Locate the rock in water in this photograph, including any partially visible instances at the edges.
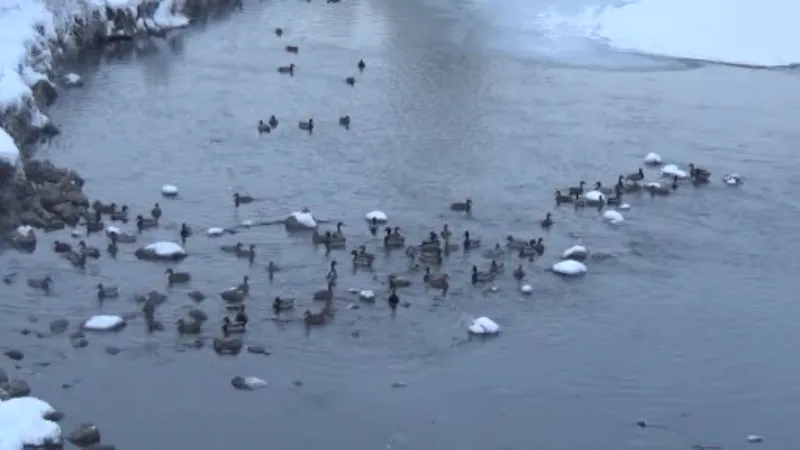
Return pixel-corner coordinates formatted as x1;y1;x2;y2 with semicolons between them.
67;423;101;446
231;376;267;390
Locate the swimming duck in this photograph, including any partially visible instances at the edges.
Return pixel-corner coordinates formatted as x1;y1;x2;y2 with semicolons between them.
273;296;295;314
285;45;298;53
110;205;129;222
518;242;537;258
388;288;399;311
53;240;71;253
85;219;104;234
505;235;529;249
278;63;295;74
151;203;162;221
339;115;350;128
303;309;327;326
234;305;249;325
257;120;271;134
688;163;711;181
180;223;191;244
78;241;100;259
28;276;53;293
369;217;378;236
345;76;356;86
92;201;116;214
165;268;191;284
616;175;640;193
555;190;573;205
237;275;250;295
593;181;614;195
220;242;243;253
483;243;505;259
357;245;375;260
136;215;158;231
424;270;449;294
540;212;554;229
388;274;412;288
568;181;586;196
626;168;645;181
106;238;118;257
332;221;346;239
450;198;472;212
463;231;480;249
326;260;338;285
176;318;202;335
471;265;494;285
534;237;545;255
418;247;443;265
383;227;405;248
606;191;623;205
357;59;365;72
313;281;334;301
275;27;283;37
298;118;314;132
222;316;246;334
97;283;119;300
236;244;256;262
351;250;374;268
268;115;278;128
64;250;87;269
233;192;254;207
489;259;504;274
513;265;525;281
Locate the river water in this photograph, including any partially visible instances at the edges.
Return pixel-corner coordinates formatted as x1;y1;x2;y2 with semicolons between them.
3;0;800;448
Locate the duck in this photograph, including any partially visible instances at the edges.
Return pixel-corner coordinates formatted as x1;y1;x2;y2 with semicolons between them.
440;224;452;240
533;237;545;255
92;201;116;214
313;281;334;301
303;309;327;326
505;235;529;249
357;59;365;72
357;245;376;260
518;241;538;258
616;175;641;193
388;274;412;288
338;115;350;128
555;190;573;205
688;163;711;181
237;275;250;295
136;215;158;232
274;27;283;37
272;296;295;314
236;244;256;261
151;203;162;221
489;259;504;274
388;288;399;311
593;181;614;195
568;181;586;196
180;223;191;244
285;45;298;53
383;227;405;248
298;118;314;132
331;221;346;239
645;182;671;197
326;260;338;285
109;205;129;222
234;305;249;325
471;265;494;285
626;168;645;181
233;192;254;207
257;120;271;134
165;268;191;284
78;241;101;258
64;250;87;269
606;191;623;205
540;212;554;229
222;316;246;334
97;283;119;300
27;276;53;292
268;115;278;128
85;219;104;234
424;270;449;294
106;238;118;257
345;76;355;86
53;240;72;253
513;265;525;281
176;318;202;335
450;198;472;212
351;250;374;268
463;231;480;250
418;247;443;265
277;63;295;74
483;243;505;259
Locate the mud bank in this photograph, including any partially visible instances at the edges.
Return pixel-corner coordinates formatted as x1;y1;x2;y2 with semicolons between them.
0;0;243;240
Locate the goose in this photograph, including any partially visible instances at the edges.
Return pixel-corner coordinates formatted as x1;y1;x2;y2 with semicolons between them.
64;250;87;269
176;318;202;335
357;59;365;72
388;274;412;288
418;247;443;265
285;45;298;53
332;221;346;239
383;227;405;248
326;260;338;285
312;230;335;245
450;198;472;212
220;242;243;253
345;76;356;86
424;271;449;294
463;231;480;249
85;219;104;234
268;115;278;128
471;265;494;285
483;243;505;259
554;190;573;205
540;212;554;229
303;309;327;326
78;241;101;259
92;201;117;214
626;168;645;181
151;203;162;221
298;118;314;132
222;316;246;334
568;181;586;196
518;242;537;258
357;245;376;260
440;224;452;240
180;223;191;244
165;268;191;284
220;287;246;304
109;205;129;222
277;63;295;74
442;238;460;253
606;191;623;205
338;115;350;128
616;175;641;193
274;27;283;37
237;275;250;295
513;265;525;281
106;239;118;257
234;305;249;325
505;235;529;250
273;296;295;314
233;192;254;207
28;276;53;292
136;215;158;231
351;250;374;268
97;283;119;300
688;163;711;181
534;237;545;255
593;181;614;195
257;120;271;134
573;193;586;207
489;260;504;274
313;281;334;301
53;240;72;253
236;244;256;261
388;288;399;311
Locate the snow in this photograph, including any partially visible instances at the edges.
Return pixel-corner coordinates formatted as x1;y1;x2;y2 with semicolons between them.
603;210;625;224
105;225;121;236
562;244;588;260
520;284;533;294
468;316;500;335
643;152;662;165
82;314;125;331
365;210;388;222
0;397;62;450
207;227;224;236
288;211;317;228
552;260;587;276
152;0;189;29
62;72;82;87
661;164;688;179
0;128;20;167
145;241;186;256
161;184;178;196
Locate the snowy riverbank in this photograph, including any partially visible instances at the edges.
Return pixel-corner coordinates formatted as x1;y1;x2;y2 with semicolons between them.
0;0;240;236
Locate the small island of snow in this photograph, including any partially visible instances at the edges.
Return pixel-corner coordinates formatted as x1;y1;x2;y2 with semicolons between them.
0;396;62;449
468;316;500;335
82;314;126;331
365;210;388;222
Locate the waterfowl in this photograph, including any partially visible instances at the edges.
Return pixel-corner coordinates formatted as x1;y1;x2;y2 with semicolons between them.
555;190;573;205
97;283;119;300
388;288;399;311
222;316;246;334
339;115;350;128
573;192;586;207
313;281;334;301
489;260;504;274
540;212;554;228
357;59;365;72
110;205;129;222
450;198;472;212
257;120;271;134
688;163;711;181
107;227;136;242
64;250;87;269
106;239;118;257
357;245;375;260
233;192;254;207
616;175;641;193
285;45;298;53
326;260;338;285
151;203;162;221
606;191;623;205
92;201;117;214
303;309;327;326
463;231;480;249
513;265;525;281
440;224;452;240
645;182;671;196
268;115;278;128
568;181;586;196
275;27;283;37
383;227;405;248
267;261;280;276
165;268;191;284
505;235;529;249
236;244;256;262
388;274;412;288
180;223;191;244
534;237;545;255
136;215;158;231
626;168;645;181
518;242;537;258
273;296;295;314
234;306;249;325
237;275;250;295
351;250;374;268
220;242;243;254
176;318;202;335
418;247;443;265
593;181;614;195
298;118;314;132
85;219;104;234
78;241;100;258
278;63;295;74
424;270;449;294
471;265;494;285
345;76;355;86
28;276;53;292
53;240;71;253
483;243;505;259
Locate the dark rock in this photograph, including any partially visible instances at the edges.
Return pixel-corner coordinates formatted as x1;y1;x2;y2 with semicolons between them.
4;349;24;360
186;308;208;323
6;378;31;397
67;423;101;447
105;346;121;355
0;367;8;383
71;337;89;349
44;410;65;421
134;247;188;261
246;345;270;355
68;330;85;339
213;336;242;355
49;319;69;334
31;79;58;107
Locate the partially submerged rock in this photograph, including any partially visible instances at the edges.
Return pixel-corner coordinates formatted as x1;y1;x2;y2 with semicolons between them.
134;241;187;261
0;396;63;448
231;376;267;390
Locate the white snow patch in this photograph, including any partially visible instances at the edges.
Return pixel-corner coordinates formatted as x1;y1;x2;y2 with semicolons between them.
152;0;189;29
0;397;62;450
62;72;82;87
468;316;500;335
144;241;186;257
365;210;388;222
0;128;20;167
161;184;178;196
82;314;125;331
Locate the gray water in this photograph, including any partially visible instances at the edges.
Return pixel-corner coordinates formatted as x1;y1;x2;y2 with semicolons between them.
4;0;800;448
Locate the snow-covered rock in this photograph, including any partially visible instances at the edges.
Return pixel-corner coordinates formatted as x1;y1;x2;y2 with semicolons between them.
152;0;190;29
603;210;625;224
161;184;178;197
134;241;187;261
0;128;20;168
62;73;83;87
520;284;533;294
467;316;500;335
562;245;588;261
365;210;388;222
0;397;62;450
552;260;587;276
285;210;317;230
358;290;375;303
231;376;267;390
643;152;662;165
81;314;126;331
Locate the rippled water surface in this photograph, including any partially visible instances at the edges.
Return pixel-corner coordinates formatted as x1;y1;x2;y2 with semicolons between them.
4;0;800;448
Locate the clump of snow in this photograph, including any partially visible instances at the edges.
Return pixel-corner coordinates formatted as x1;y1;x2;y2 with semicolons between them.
145;241;185;256
552;260;587;276
15;225;33;237
288;211;317;228
365;210;388;222
82;314;125;331
62;72;82;87
207;227;224;237
603;210;624;224
0;128;20;167
152;0;189;29
0;396;62;450
468;316;500;335
562;245;588;261
161;184;178;197
358;290;375;302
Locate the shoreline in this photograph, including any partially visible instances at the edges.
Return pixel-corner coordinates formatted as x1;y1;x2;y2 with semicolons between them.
0;0;242;241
